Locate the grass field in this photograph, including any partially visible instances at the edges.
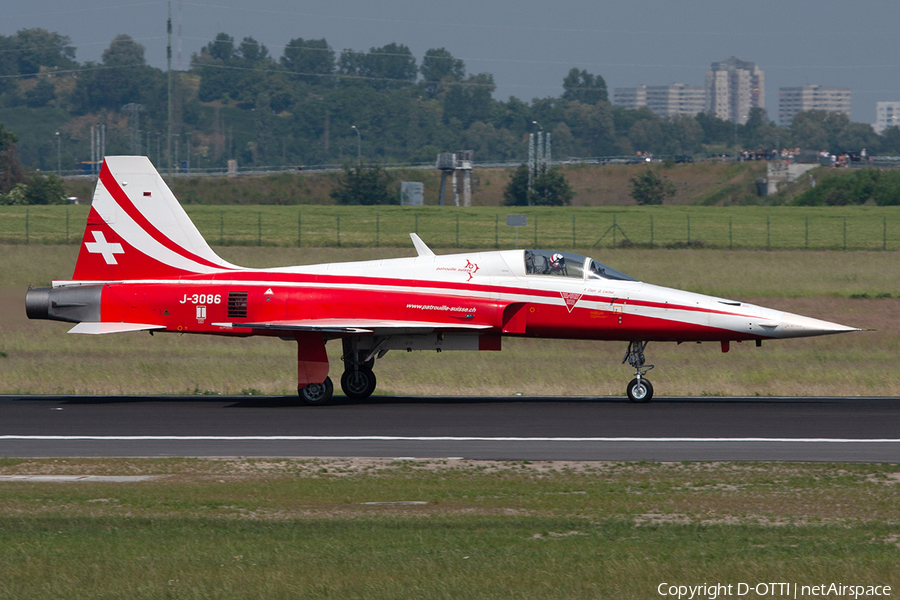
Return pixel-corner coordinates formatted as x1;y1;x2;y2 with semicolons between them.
3;204;900;251
0;458;897;599
2;244;898;397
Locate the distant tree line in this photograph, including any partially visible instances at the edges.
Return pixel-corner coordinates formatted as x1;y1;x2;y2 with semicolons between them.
791;168;900;206
1;27;900;172
0;123;66;205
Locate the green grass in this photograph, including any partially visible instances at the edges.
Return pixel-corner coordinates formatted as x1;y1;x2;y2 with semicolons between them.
3;204;900;250
0;459;897;599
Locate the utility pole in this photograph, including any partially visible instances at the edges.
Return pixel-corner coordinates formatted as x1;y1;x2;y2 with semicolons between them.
167;2;173;178
351;125;361;166
55;131;60;175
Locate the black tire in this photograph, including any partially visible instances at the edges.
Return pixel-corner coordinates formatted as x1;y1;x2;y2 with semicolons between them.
341;369;377;400
298;377;334;406
627;378;653;403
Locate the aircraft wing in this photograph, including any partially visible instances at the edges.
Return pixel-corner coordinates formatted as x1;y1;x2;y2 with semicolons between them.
211;319;493;335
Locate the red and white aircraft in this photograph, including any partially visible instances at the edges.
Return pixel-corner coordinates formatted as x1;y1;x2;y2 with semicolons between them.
26;156;860;404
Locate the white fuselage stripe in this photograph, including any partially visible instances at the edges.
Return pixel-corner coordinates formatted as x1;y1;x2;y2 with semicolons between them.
54;277;756;325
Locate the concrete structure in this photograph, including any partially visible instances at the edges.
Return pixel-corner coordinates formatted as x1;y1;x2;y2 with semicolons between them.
613;84;705;117
875;101;900;134
436;150;473;207
705;57;764;125
778;85;852;126
765;161;819;196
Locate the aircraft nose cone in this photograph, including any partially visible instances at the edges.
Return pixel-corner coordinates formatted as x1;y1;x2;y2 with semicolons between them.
779;313;861;338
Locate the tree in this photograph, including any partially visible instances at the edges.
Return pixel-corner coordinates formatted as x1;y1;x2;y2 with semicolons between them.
562;68;607;104
503;165;574;206
24;172;66;205
330;163;396;205
204;33;235;62
503;164;530;206
835;122;879;154
564;101;616;156
0;124;27;194
340;43;417;90
790;110;851;153
879;126;900;154
71;34;163;113
238;37;271;64
532;167;574;206
629;168;676;205
102;34;146;67
695;111;735;146
420;48;464;96
281;38;334;84
23;79;56;107
739;107;780;150
12;28;76;75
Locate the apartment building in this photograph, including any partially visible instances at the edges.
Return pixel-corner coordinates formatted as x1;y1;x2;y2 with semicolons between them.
612;83;706;117
875;101;900;134
704;57;764;125
778;85;851;126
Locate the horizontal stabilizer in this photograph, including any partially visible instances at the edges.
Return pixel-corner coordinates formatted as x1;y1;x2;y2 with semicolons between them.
68;322;167;335
212;318;491;335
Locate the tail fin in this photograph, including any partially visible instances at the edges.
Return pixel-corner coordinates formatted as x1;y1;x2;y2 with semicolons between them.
72;156;239;281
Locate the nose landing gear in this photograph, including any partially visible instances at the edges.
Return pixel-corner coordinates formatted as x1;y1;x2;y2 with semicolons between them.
623;341;654;403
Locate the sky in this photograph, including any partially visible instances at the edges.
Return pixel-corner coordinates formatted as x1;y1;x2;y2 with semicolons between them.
5;0;900;124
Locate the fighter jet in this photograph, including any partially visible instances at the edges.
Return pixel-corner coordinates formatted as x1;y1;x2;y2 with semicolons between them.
26;156;860;404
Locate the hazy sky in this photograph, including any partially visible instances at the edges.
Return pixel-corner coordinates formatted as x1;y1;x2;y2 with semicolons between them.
6;0;900;124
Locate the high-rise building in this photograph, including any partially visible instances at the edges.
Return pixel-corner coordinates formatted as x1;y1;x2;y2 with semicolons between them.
704;57;764;125
875;101;900;134
612;84;706;117
778;86;851;126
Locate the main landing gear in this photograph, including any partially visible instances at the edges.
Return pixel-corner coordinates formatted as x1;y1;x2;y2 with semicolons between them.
339;338;377;401
623;340;654;403
299;377;334;406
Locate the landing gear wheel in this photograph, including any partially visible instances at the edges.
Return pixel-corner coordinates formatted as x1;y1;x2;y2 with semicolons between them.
341;369;377;400
298;377;334;406
627;378;653;403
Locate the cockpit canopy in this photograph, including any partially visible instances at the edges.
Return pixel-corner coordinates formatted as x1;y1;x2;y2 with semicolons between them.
523;250;635;281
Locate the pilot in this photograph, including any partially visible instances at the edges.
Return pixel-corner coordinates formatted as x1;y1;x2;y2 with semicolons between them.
548;253;567;275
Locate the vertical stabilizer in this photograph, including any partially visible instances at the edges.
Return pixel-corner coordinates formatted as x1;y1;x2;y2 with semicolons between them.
72;156;239;281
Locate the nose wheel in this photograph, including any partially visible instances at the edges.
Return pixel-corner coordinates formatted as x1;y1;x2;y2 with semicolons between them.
626;377;653;403
623;341;654;403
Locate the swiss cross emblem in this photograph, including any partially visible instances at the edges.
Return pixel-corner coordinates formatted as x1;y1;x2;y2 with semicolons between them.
560;292;583;313
85;230;124;265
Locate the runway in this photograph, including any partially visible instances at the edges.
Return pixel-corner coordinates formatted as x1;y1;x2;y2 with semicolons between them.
1;395;899;462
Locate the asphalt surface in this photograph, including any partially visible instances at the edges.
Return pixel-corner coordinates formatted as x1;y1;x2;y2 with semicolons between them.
1;395;899;462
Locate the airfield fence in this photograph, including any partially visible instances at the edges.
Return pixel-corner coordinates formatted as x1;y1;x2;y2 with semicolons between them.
2;205;900;251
